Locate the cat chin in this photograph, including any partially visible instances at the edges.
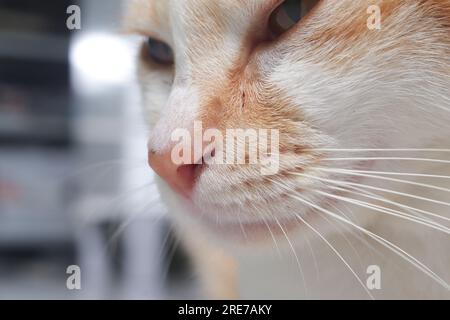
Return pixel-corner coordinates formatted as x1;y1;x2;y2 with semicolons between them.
157;182;301;243
159;185;328;247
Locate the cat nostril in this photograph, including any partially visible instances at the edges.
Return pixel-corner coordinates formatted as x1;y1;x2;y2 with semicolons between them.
177;163;203;189
148;151;193;198
148;150;206;199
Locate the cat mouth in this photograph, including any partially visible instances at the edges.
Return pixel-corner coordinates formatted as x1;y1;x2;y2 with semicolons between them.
174;160;375;241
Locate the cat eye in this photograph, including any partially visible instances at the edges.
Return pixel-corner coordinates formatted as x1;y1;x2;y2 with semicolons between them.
145;38;174;66
268;0;319;38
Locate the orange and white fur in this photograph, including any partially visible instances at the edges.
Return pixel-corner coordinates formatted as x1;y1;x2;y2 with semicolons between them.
124;0;450;299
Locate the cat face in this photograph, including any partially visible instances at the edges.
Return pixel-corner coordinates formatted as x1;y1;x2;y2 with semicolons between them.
124;0;450;243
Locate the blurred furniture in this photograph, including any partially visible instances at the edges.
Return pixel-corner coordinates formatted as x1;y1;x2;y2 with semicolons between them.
0;0;195;299
0;0;74;246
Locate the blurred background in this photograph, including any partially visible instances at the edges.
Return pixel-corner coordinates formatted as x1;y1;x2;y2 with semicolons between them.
0;0;197;299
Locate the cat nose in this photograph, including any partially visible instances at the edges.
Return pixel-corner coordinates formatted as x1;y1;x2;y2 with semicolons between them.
148;150;200;199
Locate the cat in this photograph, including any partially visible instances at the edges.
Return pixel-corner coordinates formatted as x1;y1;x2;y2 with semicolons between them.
124;0;450;299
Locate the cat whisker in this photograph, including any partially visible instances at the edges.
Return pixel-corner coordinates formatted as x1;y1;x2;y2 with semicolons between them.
161;231;182;285
248;202;282;258
339;182;428;219
315;167;450;194
293;210;374;300
313;188;450;235
323;181;444;253
303;231;320;284
323;157;450;164
305;148;450;152
328;202;386;264
82;181;160;253
158;222;176;263
289;172;450;209
237;208;248;241
326;203;367;272
315;168;450;180
274;217;308;296
271;179;450;291
106;195;163;248
325;182;444;225
267;178;374;299
318;174;448;224
290;171;450;223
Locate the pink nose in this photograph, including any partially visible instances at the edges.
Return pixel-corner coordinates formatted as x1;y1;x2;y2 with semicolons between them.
148;150;199;199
